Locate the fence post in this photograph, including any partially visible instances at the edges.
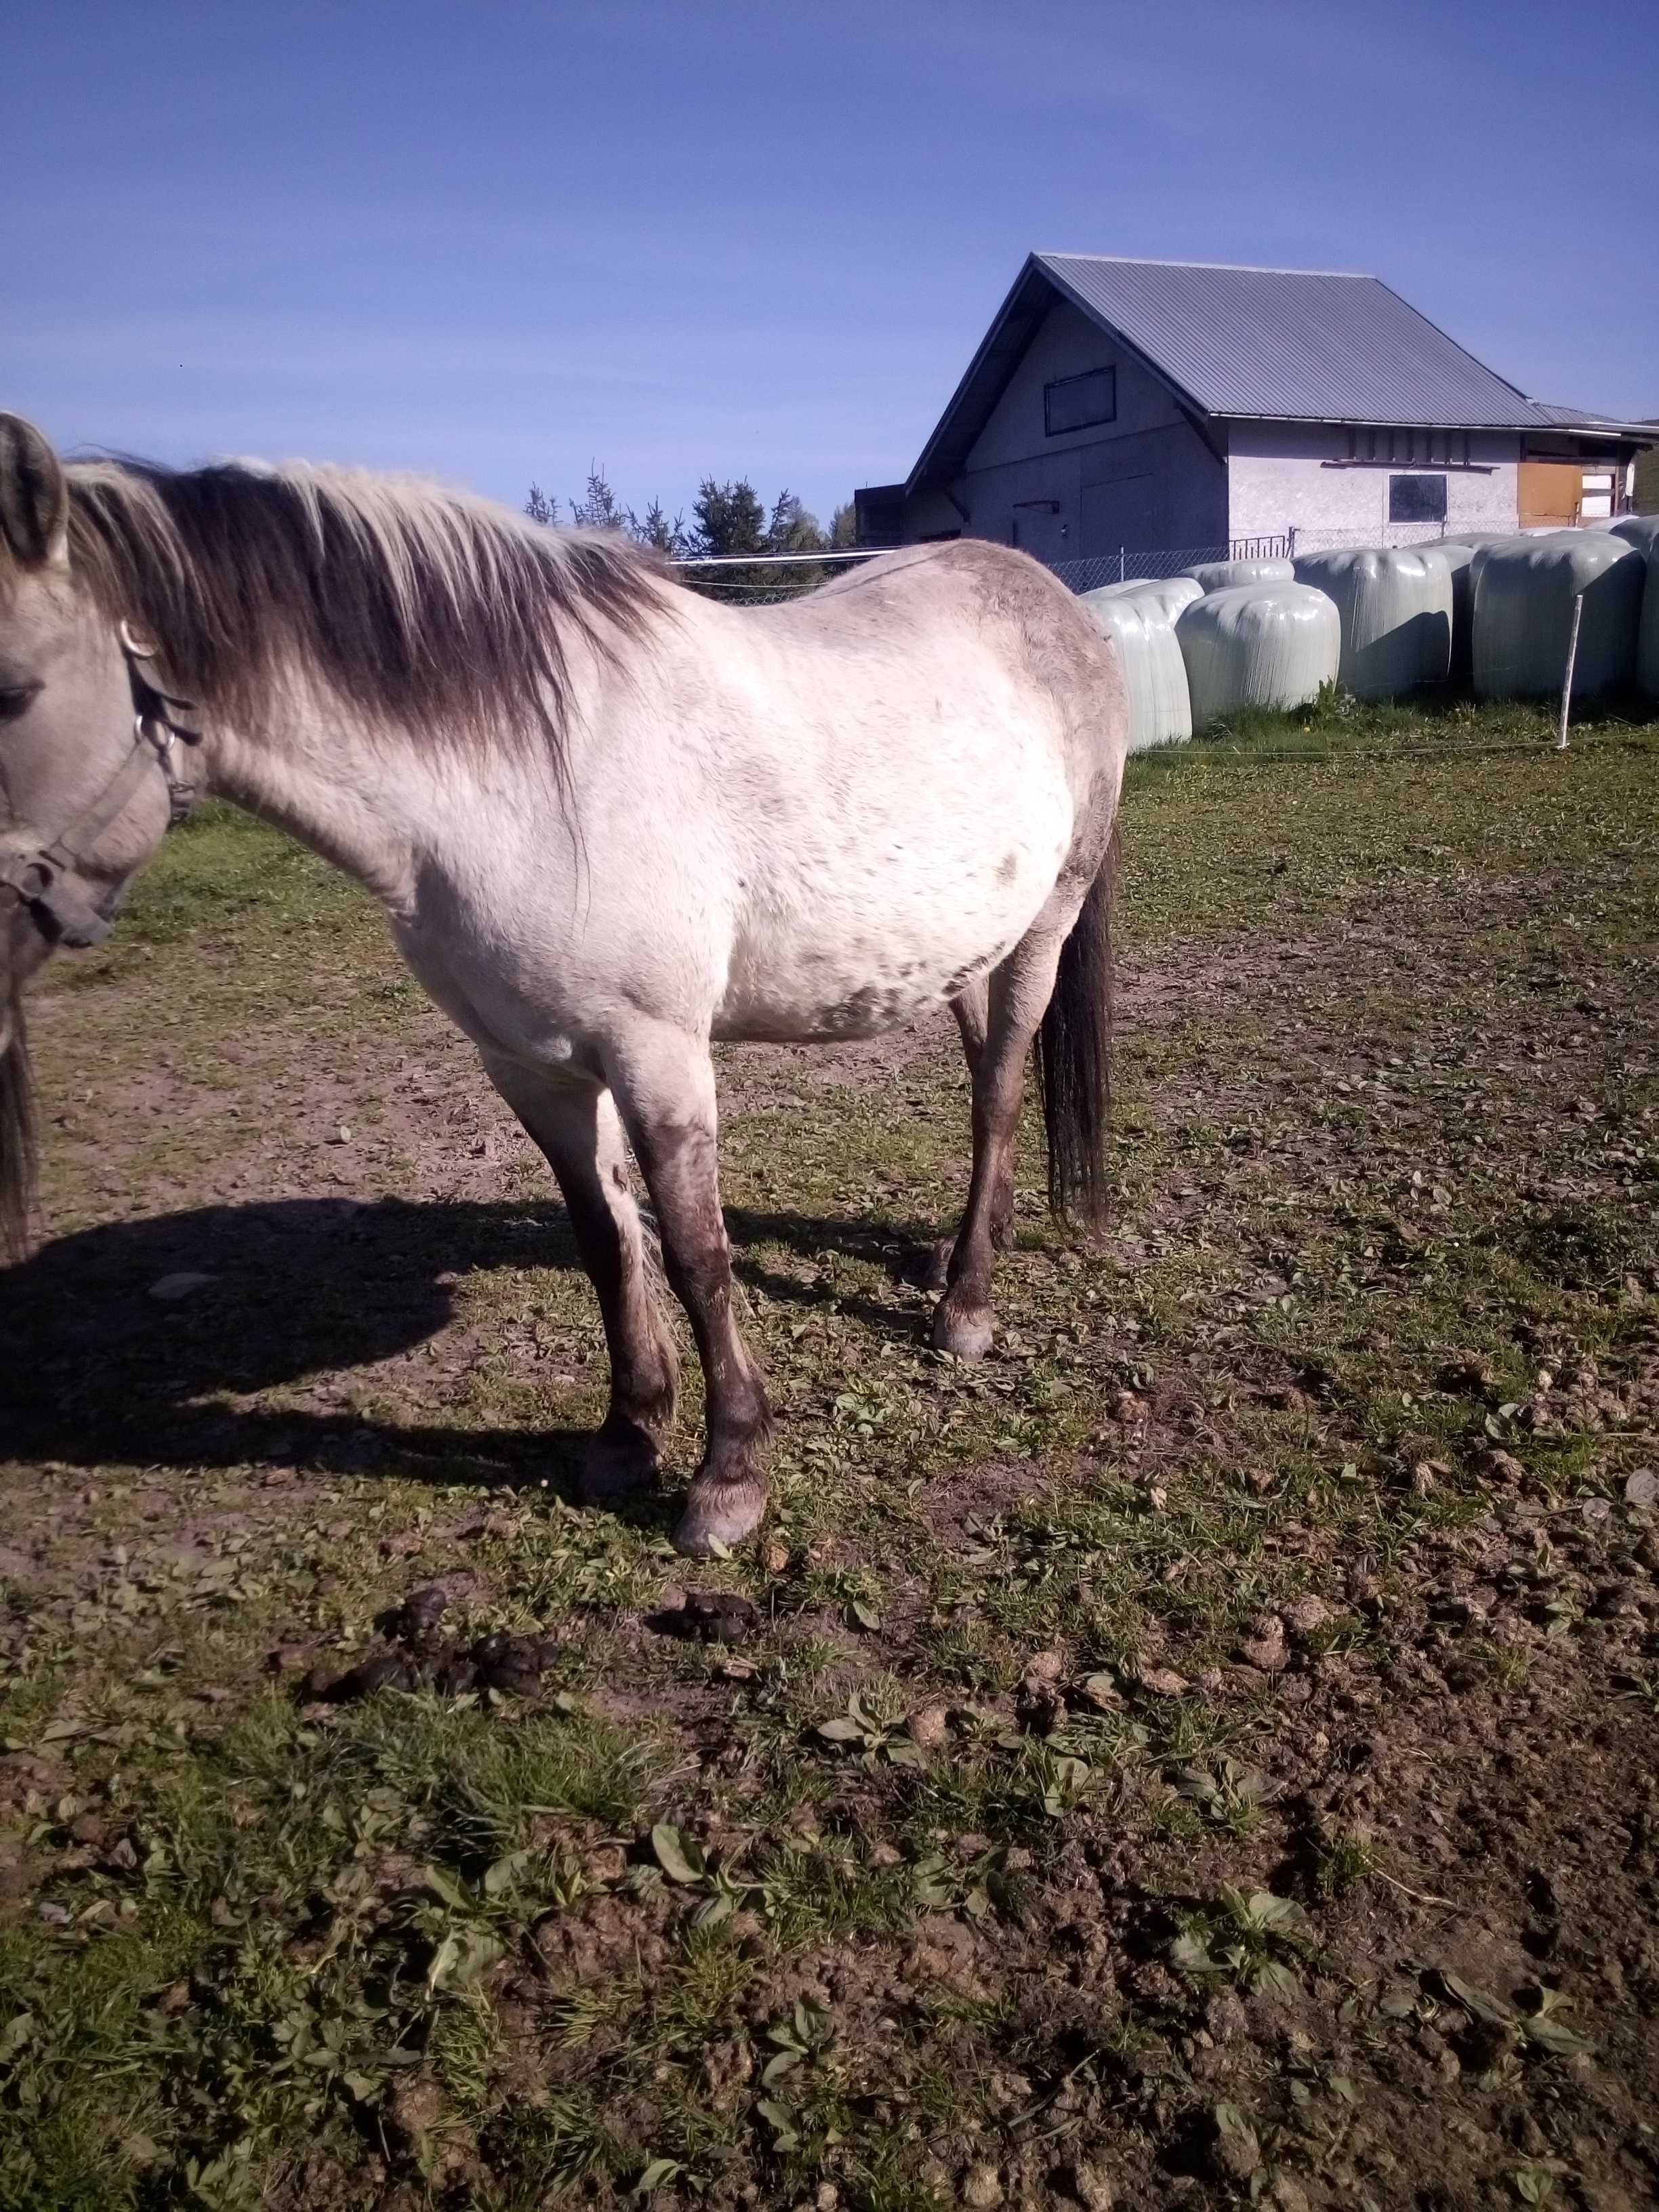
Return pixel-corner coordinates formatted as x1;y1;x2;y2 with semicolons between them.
1557;593;1584;752
1118;546;1125;583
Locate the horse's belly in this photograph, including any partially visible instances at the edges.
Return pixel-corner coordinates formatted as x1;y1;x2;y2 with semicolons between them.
713;858;1056;1044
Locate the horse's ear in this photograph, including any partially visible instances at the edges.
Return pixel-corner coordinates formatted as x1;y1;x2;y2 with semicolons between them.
0;414;68;570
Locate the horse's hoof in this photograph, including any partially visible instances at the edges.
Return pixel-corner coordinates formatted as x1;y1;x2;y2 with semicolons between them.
673;1479;769;1557
580;1421;661;1507
931;1299;994;1361
920;1235;954;1293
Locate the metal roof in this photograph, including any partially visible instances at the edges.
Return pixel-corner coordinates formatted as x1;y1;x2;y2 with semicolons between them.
905;254;1642;495
1525;399;1658;435
1037;253;1549;427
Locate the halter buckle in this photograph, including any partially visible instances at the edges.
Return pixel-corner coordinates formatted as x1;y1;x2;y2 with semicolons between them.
121;623;201;823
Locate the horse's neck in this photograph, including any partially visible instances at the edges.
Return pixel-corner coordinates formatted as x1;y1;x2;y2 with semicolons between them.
201;710;445;914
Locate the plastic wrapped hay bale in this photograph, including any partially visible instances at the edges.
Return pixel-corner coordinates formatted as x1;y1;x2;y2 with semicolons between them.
1175;583;1340;725
1439;534;1530;677
1081;574;1203;624
1639;543;1659;703
1078;588;1192;752
1611;514;1659;555
1471;531;1645;701
1428;541;1482;689
1290;546;1453;698
1183;557;1294;593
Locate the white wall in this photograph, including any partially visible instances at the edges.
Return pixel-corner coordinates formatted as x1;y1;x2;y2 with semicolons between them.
1227;421;1521;548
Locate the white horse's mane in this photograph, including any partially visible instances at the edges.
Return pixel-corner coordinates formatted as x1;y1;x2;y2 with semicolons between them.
54;454;665;762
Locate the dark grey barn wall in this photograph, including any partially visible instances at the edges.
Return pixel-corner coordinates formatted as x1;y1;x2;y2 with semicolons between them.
905;298;1227;554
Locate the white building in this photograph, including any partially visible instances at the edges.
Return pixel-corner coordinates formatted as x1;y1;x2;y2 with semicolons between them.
856;255;1654;575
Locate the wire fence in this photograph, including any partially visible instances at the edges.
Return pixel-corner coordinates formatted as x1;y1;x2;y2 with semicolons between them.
667;518;1630;603
668;550;874;605
668;536;1295;605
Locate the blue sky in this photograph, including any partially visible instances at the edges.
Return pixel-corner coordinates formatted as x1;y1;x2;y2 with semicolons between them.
6;0;1656;529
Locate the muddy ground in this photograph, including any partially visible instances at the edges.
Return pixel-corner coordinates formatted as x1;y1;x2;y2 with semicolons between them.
0;696;1656;2211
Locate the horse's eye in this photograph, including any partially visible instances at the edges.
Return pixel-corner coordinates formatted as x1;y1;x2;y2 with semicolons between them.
0;684;41;723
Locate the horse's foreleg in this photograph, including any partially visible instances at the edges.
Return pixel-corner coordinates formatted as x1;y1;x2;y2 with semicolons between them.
932;930;1067;1361
604;1027;772;1557
483;1059;679;1502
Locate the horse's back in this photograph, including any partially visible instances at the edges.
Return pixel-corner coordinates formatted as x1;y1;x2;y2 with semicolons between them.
778;539;1115;690
661;540;1127;1044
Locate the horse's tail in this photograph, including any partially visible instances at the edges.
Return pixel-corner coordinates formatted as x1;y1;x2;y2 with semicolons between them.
0;991;38;1263
1033;823;1119;1229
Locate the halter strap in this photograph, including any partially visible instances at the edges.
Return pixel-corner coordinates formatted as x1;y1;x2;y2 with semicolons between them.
117;622;202;824
0;623;203;948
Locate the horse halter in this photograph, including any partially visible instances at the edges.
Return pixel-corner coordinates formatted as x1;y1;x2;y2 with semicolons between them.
117;622;203;822
0;621;202;949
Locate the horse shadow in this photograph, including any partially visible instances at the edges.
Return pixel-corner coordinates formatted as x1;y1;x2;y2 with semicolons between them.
0;1192;939;1489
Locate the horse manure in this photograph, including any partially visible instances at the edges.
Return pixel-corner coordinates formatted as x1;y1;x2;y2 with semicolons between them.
471;1633;546;1695
393;1585;449;1643
321;1650;415;1702
304;1586;558;1704
653;1591;760;1645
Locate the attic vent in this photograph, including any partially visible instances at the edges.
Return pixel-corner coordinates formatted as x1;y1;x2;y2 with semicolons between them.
1046;366;1117;436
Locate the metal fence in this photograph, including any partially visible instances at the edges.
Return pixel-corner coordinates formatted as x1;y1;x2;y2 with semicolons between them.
668;536;1295;605
668;550;874;605
1283;523;1500;557
1046;537;1290;592
668;517;1630;603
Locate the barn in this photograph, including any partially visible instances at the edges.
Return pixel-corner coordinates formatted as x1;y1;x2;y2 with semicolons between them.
855;254;1656;577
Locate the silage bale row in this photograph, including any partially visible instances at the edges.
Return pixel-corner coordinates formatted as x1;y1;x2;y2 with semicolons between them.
1181;556;1294;594
1470;531;1646;703
1174;581;1340;723
1084;573;1204;624
1290;546;1453;699
1609;514;1659;555
1080;520;1659;733
1637;541;1659;703
1078;585;1193;753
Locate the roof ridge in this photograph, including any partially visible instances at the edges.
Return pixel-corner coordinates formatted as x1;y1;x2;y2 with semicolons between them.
1036;250;1375;280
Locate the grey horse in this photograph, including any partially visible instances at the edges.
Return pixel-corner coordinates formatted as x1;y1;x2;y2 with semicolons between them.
0;414;1127;1554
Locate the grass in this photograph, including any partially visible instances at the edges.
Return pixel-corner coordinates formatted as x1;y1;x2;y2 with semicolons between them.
1;693;1657;2207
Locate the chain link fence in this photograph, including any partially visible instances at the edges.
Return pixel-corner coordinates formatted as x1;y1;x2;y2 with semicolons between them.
1044;537;1290;593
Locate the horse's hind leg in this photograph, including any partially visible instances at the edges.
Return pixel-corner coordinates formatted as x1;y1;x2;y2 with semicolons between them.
923;977;1015;1291
604;1025;773;1557
483;1059;679;1502
931;925;1069;1361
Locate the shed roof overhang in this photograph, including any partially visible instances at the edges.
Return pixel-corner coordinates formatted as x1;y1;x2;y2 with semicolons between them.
1520;422;1658;464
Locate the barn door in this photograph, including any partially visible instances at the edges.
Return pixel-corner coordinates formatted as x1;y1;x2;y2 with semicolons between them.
1012;502;1067;565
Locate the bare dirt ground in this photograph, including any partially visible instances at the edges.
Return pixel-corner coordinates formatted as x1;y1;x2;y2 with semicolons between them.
1;700;1657;2211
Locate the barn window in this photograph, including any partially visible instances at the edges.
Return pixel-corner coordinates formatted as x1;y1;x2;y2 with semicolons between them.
1045;366;1116;436
1389;472;1448;523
